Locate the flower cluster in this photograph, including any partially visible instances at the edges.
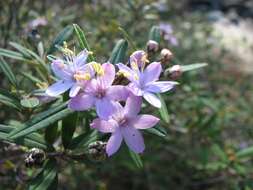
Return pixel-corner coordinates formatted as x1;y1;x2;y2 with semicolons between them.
46;49;177;156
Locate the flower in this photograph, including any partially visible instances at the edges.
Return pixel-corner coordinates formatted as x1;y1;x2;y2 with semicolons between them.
159;22;178;46
91;96;160;156
69;63;129;119
117;51;178;108
147;40;159;52
46;49;93;97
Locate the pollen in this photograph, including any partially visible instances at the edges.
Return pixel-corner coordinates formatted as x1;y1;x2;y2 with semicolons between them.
117;71;130;78
91;62;104;76
74;73;91;81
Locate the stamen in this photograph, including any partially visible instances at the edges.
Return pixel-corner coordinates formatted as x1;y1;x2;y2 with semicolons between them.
131;61;139;71
74;73;91;81
134;73;139;80
91;62;104;76
117;71;130;78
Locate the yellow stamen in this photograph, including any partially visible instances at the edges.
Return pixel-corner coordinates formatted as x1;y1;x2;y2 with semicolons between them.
117;71;130;78
91;62;104;76
74;73;91;81
134;73;139;80
131;61;139;71
36;82;48;89
62;41;74;56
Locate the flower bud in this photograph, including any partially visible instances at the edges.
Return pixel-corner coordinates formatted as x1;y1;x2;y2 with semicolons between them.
168;65;182;79
87;141;107;161
161;48;173;62
146;40;159;52
25;148;46;168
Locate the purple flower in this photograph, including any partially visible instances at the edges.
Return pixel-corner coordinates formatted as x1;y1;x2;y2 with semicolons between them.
91;96;160;156
117;51;178;108
69;63;129;119
46;49;93;98
159;22;178;46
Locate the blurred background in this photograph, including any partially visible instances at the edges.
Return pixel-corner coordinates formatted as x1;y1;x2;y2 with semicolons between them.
0;0;253;189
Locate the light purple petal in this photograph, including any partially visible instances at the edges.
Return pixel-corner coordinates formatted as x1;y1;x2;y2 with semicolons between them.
129;115;160;129
95;98;114;119
128;83;143;96
124;95;142;117
90;118;117;133
99;63;115;88
73;49;88;67
143;92;161;108
106;129;123;156
116;63;136;82
51;59;72;80
69;84;81;97
145;81;177;93
106;85;129;101
121;126;145;153
130;50;146;68
68;93;94;111
142;62;162;84
46;80;73;97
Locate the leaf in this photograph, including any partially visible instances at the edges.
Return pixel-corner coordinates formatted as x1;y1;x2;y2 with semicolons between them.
146;125;167;137
21;71;43;84
69;130;98;150
28;159;58;190
0;88;21;110
148;26;161;43
236;146;253;159
211;144;228;162
45;123;59;145
118;27;136;50
0;124;48;149
129;150;143;168
9;42;48;72
0;48;26;61
48;25;73;54
157;94;170;123
109;39;128;64
8;102;72;139
20;97;40;108
0;56;17;87
73;24;95;62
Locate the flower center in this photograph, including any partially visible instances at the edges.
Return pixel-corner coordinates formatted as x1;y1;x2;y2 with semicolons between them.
118;118;127;126
95;89;106;99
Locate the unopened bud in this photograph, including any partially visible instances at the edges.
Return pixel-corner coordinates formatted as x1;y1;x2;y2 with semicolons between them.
168;65;182;79
147;40;159;52
161;48;173;62
87;141;107;161
25;148;46;168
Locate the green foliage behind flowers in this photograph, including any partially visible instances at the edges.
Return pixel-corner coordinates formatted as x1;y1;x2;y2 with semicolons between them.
0;1;253;190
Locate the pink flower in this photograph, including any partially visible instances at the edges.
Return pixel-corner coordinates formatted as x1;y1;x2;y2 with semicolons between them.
91;96;159;156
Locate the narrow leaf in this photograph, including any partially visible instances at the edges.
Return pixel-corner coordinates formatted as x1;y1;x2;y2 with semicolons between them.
20;97;40;108
0;88;21;110
109;39;128;64
73;24;95;61
236;146;253;159
129;150;143;168
148;26;161;43
157;94;170;123
0;56;17;87
0;48;26;61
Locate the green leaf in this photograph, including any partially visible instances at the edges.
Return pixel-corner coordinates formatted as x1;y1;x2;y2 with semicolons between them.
211;144;228;162
148;26;161;43
157;94;170;123
28;159;58;190
0;88;21;110
118;27;136;50
21;71;43;84
8;102;72;139
20;97;40;108
70;130;98;150
48;25;73;54
109;39;128;64
180;63;208;72
73;24;95;62
0;48;26;61
236;146;253;159
129;150;143;168
45;123;59;145
146;125;167;137
0;124;48;149
62;112;77;149
0;56;17;87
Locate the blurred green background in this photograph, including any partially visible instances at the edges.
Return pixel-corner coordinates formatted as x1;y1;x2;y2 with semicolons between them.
1;0;253;189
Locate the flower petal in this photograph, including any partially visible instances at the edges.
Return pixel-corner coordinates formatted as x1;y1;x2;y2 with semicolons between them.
130;50;146;68
128;83;143;96
68;93;94;111
69;84;81;97
143;92;161;108
90;118;117;133
95;98;115;119
73;49;88;67
46;80;73;97
121;126;145;153
51;59;72;80
142;62;162;84
106;129;123;156
124;95;142;117
106;85;129;101
145;81;177;93
99;63;115;88
116;63;136;82
129;114;160;129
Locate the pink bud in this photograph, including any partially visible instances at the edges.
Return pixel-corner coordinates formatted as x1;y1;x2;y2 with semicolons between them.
168;65;182;79
147;40;159;52
161;48;173;62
